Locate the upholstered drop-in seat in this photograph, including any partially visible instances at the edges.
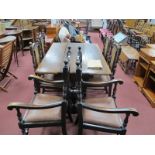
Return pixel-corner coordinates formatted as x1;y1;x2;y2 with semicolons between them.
83;97;123;128
23;94;62;123
87;75;111;83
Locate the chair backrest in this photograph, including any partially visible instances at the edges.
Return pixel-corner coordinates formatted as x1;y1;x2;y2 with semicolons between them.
103;36;112;61
109;43;121;78
37;32;46;59
29;42;42;70
0;42;13;80
107;20;114;30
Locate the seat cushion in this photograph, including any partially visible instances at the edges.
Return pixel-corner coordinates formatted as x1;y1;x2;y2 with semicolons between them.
43;74;54;80
23;94;62;123
83;97;123;128
88;75;111;82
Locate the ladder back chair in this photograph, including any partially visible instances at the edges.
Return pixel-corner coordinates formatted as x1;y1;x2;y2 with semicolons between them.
37;32;46;59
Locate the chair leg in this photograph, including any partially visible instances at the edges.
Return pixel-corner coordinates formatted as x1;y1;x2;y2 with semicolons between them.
78;125;83;135
62;124;67;135
7;71;18;79
21;128;29;135
0;86;8;92
67;111;73;122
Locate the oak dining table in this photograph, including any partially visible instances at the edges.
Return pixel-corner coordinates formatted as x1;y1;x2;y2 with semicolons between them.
36;42;111;76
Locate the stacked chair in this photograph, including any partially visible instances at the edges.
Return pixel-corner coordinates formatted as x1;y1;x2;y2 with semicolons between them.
75;50;139;135
127;20;151;50
99;20;120;43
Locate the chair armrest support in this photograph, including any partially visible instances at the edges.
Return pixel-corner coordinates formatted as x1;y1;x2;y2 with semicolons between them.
82;79;123;87
80;102;139;116
28;74;64;84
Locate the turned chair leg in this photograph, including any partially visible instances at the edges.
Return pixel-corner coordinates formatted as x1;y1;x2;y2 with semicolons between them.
62;124;67;135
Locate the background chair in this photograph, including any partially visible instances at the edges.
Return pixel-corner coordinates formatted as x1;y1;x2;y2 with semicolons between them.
0;42;17;92
37;32;46;59
83;43;121;95
29;41;63;93
7;59;70;135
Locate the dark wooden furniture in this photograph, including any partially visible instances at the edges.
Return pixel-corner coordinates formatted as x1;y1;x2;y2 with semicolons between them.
76;63;139;135
0;42;17;92
37;32;46;59
29;42;42;70
119;45;139;73
29;42;64;93
36;43;111;76
102;36;113;62
7;60;70;135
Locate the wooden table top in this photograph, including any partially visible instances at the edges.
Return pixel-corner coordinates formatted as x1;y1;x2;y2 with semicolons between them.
33;22;49;26
130;29;143;35
4;30;22;36
5;26;18;30
151;61;155;66
140;48;155;60
121;45;139;60
0;36;16;44
36;43;111;75
146;44;155;49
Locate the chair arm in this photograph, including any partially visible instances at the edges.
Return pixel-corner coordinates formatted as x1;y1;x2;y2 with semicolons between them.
7;101;63;110
28;74;64;84
80;102;139;116
82;79;123;87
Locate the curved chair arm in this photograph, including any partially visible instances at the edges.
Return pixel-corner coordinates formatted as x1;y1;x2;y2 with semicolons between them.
82;79;124;87
7;101;63;110
28;74;64;84
80;102;139;116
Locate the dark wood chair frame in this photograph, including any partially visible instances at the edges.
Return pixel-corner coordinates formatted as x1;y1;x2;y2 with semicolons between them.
0;42;17;92
7;59;71;135
75;62;139;134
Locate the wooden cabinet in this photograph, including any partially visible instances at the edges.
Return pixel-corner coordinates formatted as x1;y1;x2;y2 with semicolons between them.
46;25;60;38
134;54;150;88
143;61;155;107
134;48;155;107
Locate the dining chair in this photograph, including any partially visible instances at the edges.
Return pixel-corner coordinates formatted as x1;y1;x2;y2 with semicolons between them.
83;43;121;96
7;59;70;135
75;64;139;135
102;36;113;62
37;32;46;59
29;42;71;94
0;42;17;92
